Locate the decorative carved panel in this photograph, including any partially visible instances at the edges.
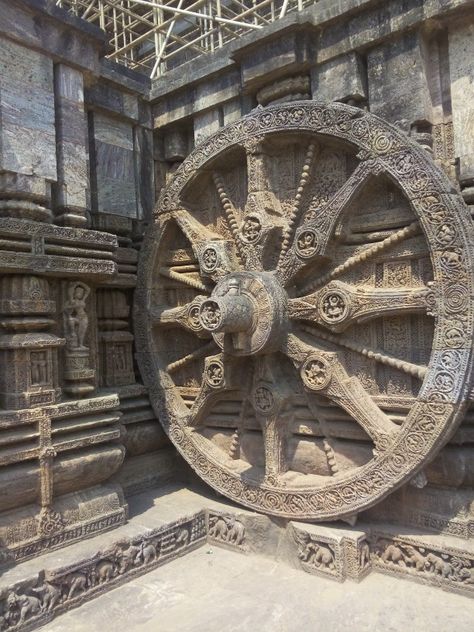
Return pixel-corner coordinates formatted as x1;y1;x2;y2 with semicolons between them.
135;102;474;521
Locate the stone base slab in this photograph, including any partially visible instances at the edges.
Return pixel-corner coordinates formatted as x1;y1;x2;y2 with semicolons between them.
1;484;474;631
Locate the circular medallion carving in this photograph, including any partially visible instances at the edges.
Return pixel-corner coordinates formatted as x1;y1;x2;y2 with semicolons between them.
205;360;225;387
319;290;349;324
201;246;219;272
253;385;275;414
199;300;222;331
135;102;474;521
301;355;332;390
295;228;319;258
241;214;262;244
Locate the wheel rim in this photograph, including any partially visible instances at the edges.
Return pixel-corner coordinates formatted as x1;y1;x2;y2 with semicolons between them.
135;101;474;520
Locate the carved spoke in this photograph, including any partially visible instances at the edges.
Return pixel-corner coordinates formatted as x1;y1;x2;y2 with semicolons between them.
173;208;219;245
278;141;319;264
166;341;218;373
298;221;421;295
289;280;433;332
233;137;281;270
284;334;399;451
277;159;378;286
251;357;292;483
304;392;340;475
322;362;398;452
173;209;239;281
159;266;210;293
212;172;246;260
185;354;242;427
300;325;427;380
151;296;210;338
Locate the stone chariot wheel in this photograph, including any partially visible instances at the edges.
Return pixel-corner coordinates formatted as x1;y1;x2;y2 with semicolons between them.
135;102;474;521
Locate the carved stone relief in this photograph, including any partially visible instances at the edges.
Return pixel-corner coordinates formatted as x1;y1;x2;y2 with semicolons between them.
97;289;135;387
62;281;95;396
372;533;474;593
0;512;206;631
135;101;474;521
208;512;246;549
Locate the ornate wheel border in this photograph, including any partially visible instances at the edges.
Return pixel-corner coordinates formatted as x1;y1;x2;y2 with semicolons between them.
134;101;474;520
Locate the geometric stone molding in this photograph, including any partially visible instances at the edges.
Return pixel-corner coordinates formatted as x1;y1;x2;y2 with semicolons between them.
0;394;126;567
135;101;474;521
0;218;118;278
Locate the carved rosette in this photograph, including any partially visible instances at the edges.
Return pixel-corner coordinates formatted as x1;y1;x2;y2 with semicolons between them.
135;102;474;521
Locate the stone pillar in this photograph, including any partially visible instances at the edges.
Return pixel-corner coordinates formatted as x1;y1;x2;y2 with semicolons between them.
311;53;367;105
0;276;64;408
0;39;57;222
193;109;221;146
89;112;137;219
367;31;433;127
53;64;90;228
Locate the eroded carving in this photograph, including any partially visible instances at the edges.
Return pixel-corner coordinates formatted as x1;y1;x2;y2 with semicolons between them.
64;282;90;351
0;513;206;631
373;535;474;591
208;513;245;548
136;101;474;521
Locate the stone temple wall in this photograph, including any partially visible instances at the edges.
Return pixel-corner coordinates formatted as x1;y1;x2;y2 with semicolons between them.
0;0;178;566
0;0;473;575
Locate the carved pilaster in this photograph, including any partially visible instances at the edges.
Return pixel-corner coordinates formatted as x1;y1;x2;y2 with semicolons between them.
0;276;64;409
97;289;135;387
53;64;89;228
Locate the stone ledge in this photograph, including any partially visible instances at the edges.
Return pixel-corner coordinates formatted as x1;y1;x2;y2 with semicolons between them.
1;485;474;631
148;0;474;103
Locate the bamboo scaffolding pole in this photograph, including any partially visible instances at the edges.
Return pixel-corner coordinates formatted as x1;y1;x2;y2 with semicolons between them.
117;0;264;31
105;0;213;58
57;0;308;76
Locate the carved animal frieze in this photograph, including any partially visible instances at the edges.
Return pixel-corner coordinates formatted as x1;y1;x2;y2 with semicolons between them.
293;529;340;578
0;513;206;631
373;535;474;591
208;513;245;548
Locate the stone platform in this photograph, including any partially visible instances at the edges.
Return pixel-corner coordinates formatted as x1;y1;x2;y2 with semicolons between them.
1;484;474;630
46;546;474;632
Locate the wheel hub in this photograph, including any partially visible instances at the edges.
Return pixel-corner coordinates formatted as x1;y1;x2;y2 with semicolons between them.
199;271;288;356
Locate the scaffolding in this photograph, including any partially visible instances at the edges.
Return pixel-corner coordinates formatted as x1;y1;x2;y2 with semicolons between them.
56;0;315;78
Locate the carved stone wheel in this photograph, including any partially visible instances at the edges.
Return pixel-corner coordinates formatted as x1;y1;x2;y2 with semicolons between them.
135;102;474;521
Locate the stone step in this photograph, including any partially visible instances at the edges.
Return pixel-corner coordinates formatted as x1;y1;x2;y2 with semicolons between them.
1;484;474;631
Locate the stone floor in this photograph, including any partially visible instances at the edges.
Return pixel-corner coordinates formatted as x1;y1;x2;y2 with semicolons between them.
46;545;474;632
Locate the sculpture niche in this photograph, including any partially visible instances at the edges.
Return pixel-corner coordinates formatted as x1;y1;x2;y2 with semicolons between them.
64;281;90;351
135;102;474;521
63;281;95;396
